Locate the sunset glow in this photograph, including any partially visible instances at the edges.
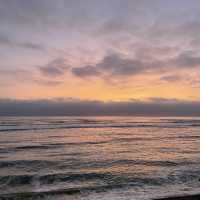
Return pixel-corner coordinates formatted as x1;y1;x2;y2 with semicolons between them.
1;0;200;103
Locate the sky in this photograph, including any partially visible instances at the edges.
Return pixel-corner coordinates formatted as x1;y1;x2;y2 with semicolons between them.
1;0;200;115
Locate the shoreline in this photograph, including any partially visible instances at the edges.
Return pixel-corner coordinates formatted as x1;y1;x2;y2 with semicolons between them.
155;194;200;200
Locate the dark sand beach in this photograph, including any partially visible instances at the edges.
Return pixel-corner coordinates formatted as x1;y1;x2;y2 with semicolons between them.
1;191;200;200
155;194;200;200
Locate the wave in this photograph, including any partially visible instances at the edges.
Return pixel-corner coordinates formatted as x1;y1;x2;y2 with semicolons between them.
164;119;200;124
0;141;110;154
59;159;195;170
0;124;184;133
0;172;113;187
0;159;194;174
177;135;200;139
1;170;198;187
2;117;200;133
0;160;60;169
1;169;200;200
94;159;193;167
0;144;67;154
0;184;126;200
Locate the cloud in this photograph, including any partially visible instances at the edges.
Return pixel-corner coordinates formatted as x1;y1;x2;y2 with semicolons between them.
34;79;63;86
71;65;100;77
171;51;200;68
97;18;135;35
70;50;200;83
2;0;200;99
70;49;200;87
72;53;152;78
0;0;149;30
97;54;146;76
160;75;182;82
0;69;31;78
19;42;45;51
39;58;69;77
179;20;200;38
0;34;45;51
1;98;200;116
0;69;63;86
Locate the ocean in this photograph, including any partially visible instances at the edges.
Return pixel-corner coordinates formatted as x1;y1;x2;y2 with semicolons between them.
0;116;200;200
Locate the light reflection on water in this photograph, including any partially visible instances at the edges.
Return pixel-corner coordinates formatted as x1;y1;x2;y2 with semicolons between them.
0;116;200;199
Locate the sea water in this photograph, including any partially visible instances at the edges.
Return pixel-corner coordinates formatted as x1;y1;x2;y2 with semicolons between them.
0;116;200;200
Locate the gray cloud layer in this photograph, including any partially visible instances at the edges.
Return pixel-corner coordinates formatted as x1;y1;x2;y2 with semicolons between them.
1;98;200;116
38;58;69;77
71;54;155;78
0;34;45;51
71;51;200;79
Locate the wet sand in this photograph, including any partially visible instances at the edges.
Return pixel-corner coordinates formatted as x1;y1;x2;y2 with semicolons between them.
155;194;200;200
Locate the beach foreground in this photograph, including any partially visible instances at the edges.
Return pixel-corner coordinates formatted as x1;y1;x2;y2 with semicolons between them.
1;192;200;200
155;194;200;200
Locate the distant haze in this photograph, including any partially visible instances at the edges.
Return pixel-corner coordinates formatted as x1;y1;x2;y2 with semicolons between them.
1;98;200;116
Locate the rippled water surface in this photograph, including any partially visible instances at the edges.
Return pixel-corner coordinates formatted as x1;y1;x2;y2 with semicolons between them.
1;116;200;200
